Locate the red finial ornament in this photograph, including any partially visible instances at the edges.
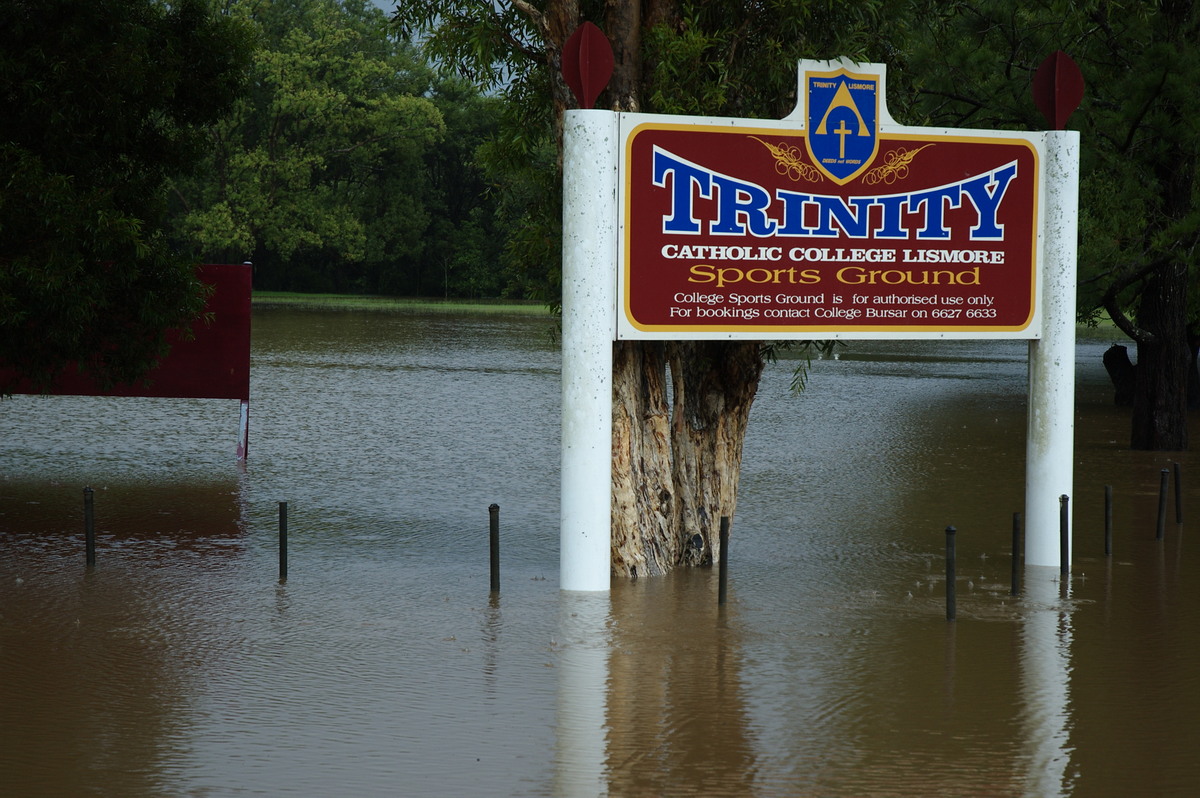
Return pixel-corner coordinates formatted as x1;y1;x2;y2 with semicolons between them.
1032;51;1084;130
561;22;613;109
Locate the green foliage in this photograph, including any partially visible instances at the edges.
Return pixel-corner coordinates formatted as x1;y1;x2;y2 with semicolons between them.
397;0;1200;329
423;78;515;298
643;0;890;118
474;109;563;303
172;0;506;297
0;0;253;389
391;0;543;94
394;2;564;302
899;0;1200;327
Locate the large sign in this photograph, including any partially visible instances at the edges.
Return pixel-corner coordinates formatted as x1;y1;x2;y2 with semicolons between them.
1;262;252;458
618;61;1044;339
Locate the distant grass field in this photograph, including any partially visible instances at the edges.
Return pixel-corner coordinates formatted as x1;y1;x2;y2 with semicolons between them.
252;292;553;315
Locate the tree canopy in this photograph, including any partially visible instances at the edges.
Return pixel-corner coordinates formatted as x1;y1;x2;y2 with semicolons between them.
0;0;254;389
171;0;516;298
404;0;1200;450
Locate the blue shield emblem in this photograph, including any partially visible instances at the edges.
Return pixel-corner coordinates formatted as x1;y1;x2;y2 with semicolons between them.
805;69;879;185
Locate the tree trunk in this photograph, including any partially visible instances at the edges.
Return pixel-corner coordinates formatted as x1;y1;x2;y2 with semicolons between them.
669;341;765;567
604;0;640;111
1102;344;1136;406
1132;264;1191;450
1112;0;1195;451
610;340;765;576
1127;3;1195;451
611;340;678;577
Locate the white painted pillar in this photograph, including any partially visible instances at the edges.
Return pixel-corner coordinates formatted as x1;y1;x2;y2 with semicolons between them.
1025;130;1079;568
237;398;250;461
560;109;618;592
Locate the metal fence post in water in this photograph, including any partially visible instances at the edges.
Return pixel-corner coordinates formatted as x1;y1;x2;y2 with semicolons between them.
718;516;730;606
84;487;96;567
1104;485;1113;557
1157;469;1169;541
1011;512;1022;597
945;526;956;622
1059;495;1070;577
489;504;500;593
279;501;288;582
1175;462;1183;524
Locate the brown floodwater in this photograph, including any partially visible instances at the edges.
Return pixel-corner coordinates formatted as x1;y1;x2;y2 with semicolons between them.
2;308;1198;797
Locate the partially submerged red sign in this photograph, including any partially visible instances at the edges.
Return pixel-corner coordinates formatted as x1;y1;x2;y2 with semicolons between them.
619;70;1042;339
4;262;251;400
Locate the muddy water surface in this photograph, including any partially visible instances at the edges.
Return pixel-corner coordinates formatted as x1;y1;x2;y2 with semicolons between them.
2;308;1198;796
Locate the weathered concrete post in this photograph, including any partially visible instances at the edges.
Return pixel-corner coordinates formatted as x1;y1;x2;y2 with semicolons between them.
560;109;618;592
1024;129;1079;569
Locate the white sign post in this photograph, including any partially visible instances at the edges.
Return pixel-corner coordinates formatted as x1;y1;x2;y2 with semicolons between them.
560;110;618;592
560;60;1079;591
1026;131;1079;568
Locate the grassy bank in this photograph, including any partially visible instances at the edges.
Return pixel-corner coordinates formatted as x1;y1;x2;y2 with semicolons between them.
252;292;553;315
1078;314;1129;342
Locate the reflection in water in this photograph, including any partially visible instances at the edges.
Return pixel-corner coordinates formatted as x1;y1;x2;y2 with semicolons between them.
555;592;611;798
4;310;1200;796
1020;570;1075;798
607;572;757;796
0;479;244;795
0;531;233;797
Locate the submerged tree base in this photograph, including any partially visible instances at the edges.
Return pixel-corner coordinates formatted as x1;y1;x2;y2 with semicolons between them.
611;340;765;578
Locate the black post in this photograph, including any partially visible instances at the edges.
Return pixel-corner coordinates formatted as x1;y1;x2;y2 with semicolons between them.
1010;511;1022;597
84;487;96;567
1175;462;1183;524
278;501;288;581
489;504;500;593
1104;485;1113;557
1059;494;1070;577
1157;468;1169;541
945;526;956;621
718;516;730;605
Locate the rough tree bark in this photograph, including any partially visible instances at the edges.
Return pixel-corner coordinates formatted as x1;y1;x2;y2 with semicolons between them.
1130;266;1191;450
668;341;765;568
611;341;677;576
610;338;766;576
605;0;641;112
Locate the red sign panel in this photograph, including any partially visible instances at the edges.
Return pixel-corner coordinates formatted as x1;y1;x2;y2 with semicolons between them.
2;263;251;400
620;122;1041;338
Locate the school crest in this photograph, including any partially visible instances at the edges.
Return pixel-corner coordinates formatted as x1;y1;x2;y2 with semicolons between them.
805;68;880;185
